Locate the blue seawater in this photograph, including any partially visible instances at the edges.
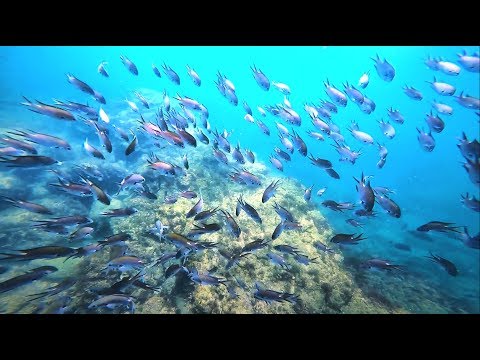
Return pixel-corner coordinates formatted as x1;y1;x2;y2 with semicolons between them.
0;46;478;314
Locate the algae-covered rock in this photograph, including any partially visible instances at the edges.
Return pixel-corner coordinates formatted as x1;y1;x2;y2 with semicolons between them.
2;87;474;315
83;139;397;314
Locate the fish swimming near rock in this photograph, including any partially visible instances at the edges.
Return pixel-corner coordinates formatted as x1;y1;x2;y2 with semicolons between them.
237;195;262;224
0;135;38;154
21;97;76;121
101;207;138;217
98;233;132;248
0;246;76;261
253;282;299;305
0;266;58;294
27;278;77;302
241;238;272;254
7;129;71;150
221;209;241;238
89;294;136;313
84;138;104;159
116;174;145;195
187;268;228;287
262;180;281;203
266;252;291;270
361;259;404;271
353;172;375;212
313;241;335;254
426;252;458;276
330;233;367;245
186;195;204;218
0;196;53;214
68;226;94;241
304;184;314;202
0;155;58;167
78;175;110;205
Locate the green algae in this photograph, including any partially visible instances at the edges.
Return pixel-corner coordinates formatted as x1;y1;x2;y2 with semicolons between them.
0;93;476;314
75;140;399;314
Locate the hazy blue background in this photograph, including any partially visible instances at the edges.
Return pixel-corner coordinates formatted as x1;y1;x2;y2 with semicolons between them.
0;46;478;312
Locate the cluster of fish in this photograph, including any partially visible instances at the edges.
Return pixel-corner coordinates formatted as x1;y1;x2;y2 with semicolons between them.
0;50;479;313
457;132;480;189
318;172;401;220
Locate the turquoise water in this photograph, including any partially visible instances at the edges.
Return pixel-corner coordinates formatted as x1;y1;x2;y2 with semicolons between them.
0;46;478;313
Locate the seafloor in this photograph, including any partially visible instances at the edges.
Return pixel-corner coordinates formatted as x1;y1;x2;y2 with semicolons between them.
0;89;475;314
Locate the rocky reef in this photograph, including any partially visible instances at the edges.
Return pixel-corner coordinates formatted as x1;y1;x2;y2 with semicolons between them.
65;141;399;314
1;90;477;314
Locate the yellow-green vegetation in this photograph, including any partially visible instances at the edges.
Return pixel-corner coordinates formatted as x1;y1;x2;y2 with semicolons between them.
1;100;462;315
82;143;402;314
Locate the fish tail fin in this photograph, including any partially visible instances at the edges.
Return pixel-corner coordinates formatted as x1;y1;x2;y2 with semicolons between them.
355;233;367;241
63;253;77;263
0;195;16;204
448;226;463;234
6;129;28;138
21;95;33;104
0;253;22;260
391;265;406;272
284;293;299;305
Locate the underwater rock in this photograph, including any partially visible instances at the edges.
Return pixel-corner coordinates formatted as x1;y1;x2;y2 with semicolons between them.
91;142;400;314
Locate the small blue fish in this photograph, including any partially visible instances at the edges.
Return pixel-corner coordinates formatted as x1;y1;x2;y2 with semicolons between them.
372;54;395;82
251;64;270;91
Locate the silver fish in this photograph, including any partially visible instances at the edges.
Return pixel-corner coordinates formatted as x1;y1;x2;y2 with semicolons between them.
89;294;135;313
426;76;456;96
162;63;180;84
269;155;283;171
84;138;104;159
457;50;480;72
186;65;201;86
425;111;445;133
186;195;204;218
416;128;436;152
120;55;138;75
97;61;109;77
403;85;423;100
0;195;53;214
251;64;270;91
152;64;162;77
378;119;396;139
371;54;395;82
7;129;71;150
66;73;95;95
117;174;145;194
